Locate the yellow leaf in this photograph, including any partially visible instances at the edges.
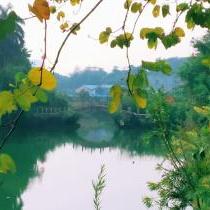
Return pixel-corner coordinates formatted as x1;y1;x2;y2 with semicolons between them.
148;0;156;5
124;0;132;9
28;67;57;91
108;85;122;113
28;0;50;22
57;11;65;21
140;28;152;39
0;154;16;174
194;106;210;115
134;92;147;108
0;91;17;117
60;22;69;31
108;98;121;114
70;0;80;6
50;6;56;14
174;27;185;37
152;5;160;17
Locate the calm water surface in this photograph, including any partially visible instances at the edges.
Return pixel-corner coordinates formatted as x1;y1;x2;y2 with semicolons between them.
1;111;163;210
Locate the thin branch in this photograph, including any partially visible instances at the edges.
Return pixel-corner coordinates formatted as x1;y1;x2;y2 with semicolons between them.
122;2;133;96
0;110;23;151
50;0;104;72
22;15;36;21
39;20;47;86
131;1;149;35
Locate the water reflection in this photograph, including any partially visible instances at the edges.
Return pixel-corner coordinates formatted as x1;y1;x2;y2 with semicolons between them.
0;111;164;210
22;145;161;210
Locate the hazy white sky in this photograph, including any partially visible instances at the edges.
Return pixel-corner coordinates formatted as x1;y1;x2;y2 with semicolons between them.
1;0;207;75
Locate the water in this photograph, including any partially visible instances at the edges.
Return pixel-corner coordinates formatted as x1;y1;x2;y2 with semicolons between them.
0;111;163;210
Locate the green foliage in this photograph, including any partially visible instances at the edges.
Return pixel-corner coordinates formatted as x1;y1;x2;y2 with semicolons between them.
111;32;134;49
201;56;210;68
143;196;152;208
185;3;210;29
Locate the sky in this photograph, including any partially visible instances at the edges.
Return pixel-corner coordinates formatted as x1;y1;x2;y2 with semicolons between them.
1;0;207;75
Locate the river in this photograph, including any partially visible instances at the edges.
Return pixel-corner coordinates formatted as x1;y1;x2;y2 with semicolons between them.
0;111;163;210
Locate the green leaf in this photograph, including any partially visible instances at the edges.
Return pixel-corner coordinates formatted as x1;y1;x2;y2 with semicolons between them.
14;84;38;111
35;88;48;103
176;3;189;12
133;69;149;90
124;0;132;9
105;27;112;34
140;27;164;40
110;40;117;48
115;33;134;48
160;33;180;49
147;35;158;49
131;2;142;13
142;60;172;75
148;0;156;5
15;72;26;83
128;74;135;92
99;31;110;44
152;5;160;17
162;5;170;17
0;91;17;117
0;153;16;174
108;85;122;113
70;23;80;35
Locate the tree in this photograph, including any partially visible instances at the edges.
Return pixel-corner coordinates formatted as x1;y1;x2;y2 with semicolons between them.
0;5;30;90
179;33;210;105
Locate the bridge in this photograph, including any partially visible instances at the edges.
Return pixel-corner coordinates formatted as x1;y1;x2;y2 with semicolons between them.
31;99;149;118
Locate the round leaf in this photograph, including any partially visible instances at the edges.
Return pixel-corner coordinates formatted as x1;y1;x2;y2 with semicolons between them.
28;67;57;91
